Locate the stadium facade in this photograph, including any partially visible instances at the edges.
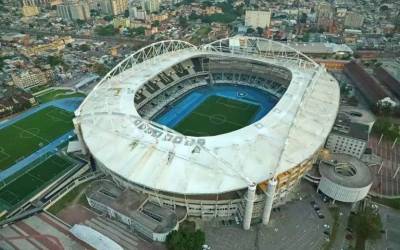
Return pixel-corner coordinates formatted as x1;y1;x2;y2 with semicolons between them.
74;37;340;229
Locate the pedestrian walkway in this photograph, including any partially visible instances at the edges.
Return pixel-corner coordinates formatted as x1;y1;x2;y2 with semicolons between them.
83;217;139;250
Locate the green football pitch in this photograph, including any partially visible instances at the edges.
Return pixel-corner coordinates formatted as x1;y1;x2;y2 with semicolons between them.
174;95;260;136
0;106;74;171
0;154;75;210
36;89;86;104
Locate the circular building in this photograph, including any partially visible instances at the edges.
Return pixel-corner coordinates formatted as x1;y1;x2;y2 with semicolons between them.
318;153;373;203
74;37;340;227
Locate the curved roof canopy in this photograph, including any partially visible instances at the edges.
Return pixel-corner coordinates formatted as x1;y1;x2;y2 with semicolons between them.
76;37;340;195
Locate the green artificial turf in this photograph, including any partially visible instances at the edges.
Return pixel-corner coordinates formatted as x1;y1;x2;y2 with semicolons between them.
0;155;75;210
174;95;260;136
0;106;74;170
36;89;85;104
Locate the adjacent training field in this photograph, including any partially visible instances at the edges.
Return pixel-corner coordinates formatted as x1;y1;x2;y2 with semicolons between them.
174;95;260;136
36;89;86;104
0;106;74;171
0;154;75;210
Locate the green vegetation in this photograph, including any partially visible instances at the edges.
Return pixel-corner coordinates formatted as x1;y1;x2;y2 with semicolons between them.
166;224;205;250
201;12;236;23
0;106;74;171
372;197;400;210
348;206;382;250
93;63;110;77
95;25;117;36
173;96;260;136
103;15;113;22
0;155;75;211
127;27;146;36
372;117;400;141
47;180;92;215
201;0;242;24
29;84;51;94
302;32;310;42
47;55;63;66
190;26;211;44
152;20;160;27
36;89;85;104
0;55;12;70
179;16;188;28
79;44;91;52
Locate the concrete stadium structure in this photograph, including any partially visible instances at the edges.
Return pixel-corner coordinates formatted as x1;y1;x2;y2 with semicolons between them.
74;37;340;229
318;153;373;203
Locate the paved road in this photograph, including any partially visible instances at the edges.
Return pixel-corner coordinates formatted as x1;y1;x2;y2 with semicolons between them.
203;182;332;250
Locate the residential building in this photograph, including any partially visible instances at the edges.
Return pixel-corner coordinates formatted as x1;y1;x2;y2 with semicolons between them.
11;68;54;89
325;114;369;159
141;0;159;14
21;2;40;17
245;10;272;29
316;2;334;31
57;0;91;21
21;36;74;56
0;87;37;118
128;0;147;20
344;12;364;29
93;0;128;15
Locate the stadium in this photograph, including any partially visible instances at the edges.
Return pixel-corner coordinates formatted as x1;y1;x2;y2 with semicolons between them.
74;36;340;229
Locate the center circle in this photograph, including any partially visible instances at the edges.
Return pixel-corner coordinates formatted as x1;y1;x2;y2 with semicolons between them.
152;84;279;137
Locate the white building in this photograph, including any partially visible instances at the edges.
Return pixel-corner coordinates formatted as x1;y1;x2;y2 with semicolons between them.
11;68;53;89
325;113;369;159
141;0;159;14
245;10;271;29
318;153;372;203
86;180;179;242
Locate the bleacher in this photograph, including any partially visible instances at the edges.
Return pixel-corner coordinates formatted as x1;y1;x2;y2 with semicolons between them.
134;56;292;115
191;58;203;72
172;63;190;78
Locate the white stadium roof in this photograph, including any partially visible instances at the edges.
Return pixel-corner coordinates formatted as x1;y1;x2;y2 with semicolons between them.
76;37;340;195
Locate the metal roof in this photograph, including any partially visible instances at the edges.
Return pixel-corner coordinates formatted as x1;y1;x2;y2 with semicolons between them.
76;37;340;195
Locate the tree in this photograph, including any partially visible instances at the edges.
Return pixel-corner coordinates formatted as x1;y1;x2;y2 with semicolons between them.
47;55;63;66
302;32;310;42
350;207;382;250
247;27;255;34
90;9;99;17
79;44;91;52
95;25;117;36
166;228;205;250
93;63;110;76
256;27;264;36
178;16;188;28
103;15;113;22
124;9;129;18
152;20;160;27
76;19;85;25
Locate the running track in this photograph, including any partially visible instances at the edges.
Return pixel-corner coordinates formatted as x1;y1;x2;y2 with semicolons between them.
0;98;83;182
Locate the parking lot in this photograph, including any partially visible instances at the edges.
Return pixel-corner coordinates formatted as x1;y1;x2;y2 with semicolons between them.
369;135;400;196
203;182;335;250
367;205;400;250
